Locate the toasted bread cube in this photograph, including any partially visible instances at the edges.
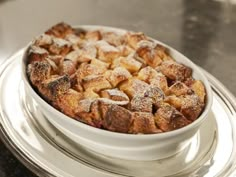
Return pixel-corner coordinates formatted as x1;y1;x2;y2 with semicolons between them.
144;87;165;107
76;63;107;82
164;95;183;110
48;38;71;56
110;57;121;69
55;89;83;118
28;61;51;84
129;112;161;134
78;43;97;63
180;94;203;121
103;104;133;133
126;32;147;49
149;73;168;94
76;99;102;128
90;58;110;70
45;22;74;38
45;57;58;73
101;89;129;102
136;45;162;68
105;67;132;87
117;45;134;57
47;55;63;65
102;31;125;46
119;55;142;73
130;96;153;112
119;79;150;98
84;89;100;99
65;50;81;65
82;75;112;92
154;103;191;131
41;75;71;100
59;60;76;75
190;80;206;103
97;41;120;63
158;61;192;81
76;98;94;113
28;46;49;64
167;81;192;96
65;34;82;45
137;66;159;82
34;34;53;47
85;30;102;41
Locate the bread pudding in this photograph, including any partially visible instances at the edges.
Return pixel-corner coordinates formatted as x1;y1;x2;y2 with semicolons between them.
26;22;206;134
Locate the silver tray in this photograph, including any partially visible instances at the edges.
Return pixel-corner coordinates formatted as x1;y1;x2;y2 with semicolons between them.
0;49;236;177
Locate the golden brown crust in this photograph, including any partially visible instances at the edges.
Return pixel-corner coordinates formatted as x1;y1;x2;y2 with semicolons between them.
45;22;74;38
154;103;191;131
103;104;133;133
129;112;161;134
158;60;192;81
26;22;206;134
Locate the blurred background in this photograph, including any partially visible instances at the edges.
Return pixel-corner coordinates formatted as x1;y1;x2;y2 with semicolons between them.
0;0;235;176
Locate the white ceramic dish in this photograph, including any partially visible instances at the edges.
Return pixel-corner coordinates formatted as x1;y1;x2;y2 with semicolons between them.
21;25;213;161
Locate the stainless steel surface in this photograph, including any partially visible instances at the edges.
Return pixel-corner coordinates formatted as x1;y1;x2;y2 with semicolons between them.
0;50;236;177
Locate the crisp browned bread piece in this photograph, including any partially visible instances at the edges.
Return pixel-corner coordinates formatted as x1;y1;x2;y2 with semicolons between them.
90;58;110;70
167;81;192;96
101;89;129;102
103;104;133;133
76;99;102;128
28;46;49;64
46;55;63;66
129;112;161;134
126;32;147;49
76;63;107;82
78;42;97;62
102;31;125;46
97;41;120;63
84;89;100;99
41;75;71;100
48;38;72;56
137;66;159;82
82;75;112;92
64;50;80;65
55;89;83;118
85;30;102;41
59;59;76;76
27;61;51;85
117;45;134;57
149;73;169;94
136;44;164;68
130;96;153;112
164;95;183;110
65;34;82;46
119;55;142;73
180;94;203;121
105;67;132;87
144;87;165;107
154;103;191;131
34;34;53;48
45;22;74;38
158;61;192;81
119;78;150;98
189;80;206;103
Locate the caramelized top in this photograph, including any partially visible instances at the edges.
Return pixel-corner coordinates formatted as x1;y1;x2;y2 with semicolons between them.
27;22;206;134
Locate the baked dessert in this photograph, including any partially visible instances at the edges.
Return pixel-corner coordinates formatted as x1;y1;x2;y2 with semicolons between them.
26;22;206;134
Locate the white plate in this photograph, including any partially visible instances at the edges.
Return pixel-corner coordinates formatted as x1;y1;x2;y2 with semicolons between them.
0;50;236;177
